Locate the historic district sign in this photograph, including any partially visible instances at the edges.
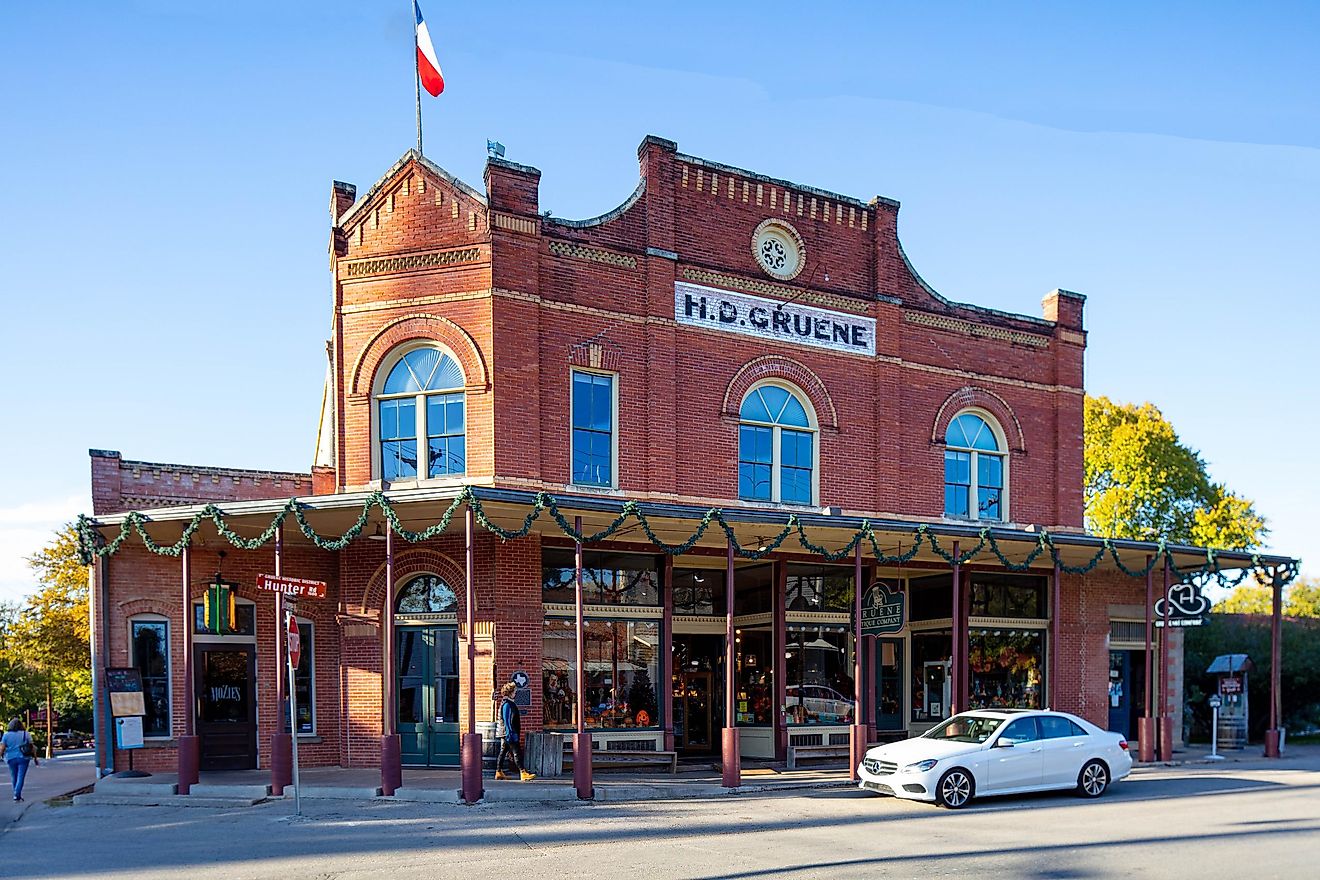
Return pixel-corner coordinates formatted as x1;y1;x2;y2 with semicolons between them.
1153;579;1211;627
674;281;876;356
861;581;905;636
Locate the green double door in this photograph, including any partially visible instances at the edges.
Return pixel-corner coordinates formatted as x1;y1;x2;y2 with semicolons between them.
397;626;460;767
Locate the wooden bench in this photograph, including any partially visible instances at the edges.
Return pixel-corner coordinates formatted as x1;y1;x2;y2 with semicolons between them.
787;743;851;770
562;746;679;774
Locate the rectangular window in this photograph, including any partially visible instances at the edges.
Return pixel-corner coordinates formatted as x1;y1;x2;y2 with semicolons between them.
131;620;171;737
541;549;660;606
735;627;774;725
738;425;772;500
192;602;256;636
944;450;970;517
785;564;853;613
911;629;953;722
571;371;614;486
293;622;316;734
978;454;1003;520
784;626;855;725
969;574;1047;619
541;618;661;730
780;429;813;504
672;568;726;615
379;398;418;479
969;629;1044;711
426;392;466;477
908;575;953;621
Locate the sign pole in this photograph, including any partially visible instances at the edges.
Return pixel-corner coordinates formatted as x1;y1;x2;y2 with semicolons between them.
286;609;302;816
1207;694;1224;762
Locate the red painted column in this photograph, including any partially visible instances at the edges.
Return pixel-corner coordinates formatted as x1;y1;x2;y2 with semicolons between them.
459;507;482;802
773;560;788;763
271;527;292;795
721;539;741;788
572;516;593;799
850;542;867;780
1265;568;1284;758
177;543;199;794
1158;557;1173;762
661;554;675;753
950;541;962;716
1138;557;1156;763
380;520;403;797
1049;562;1060;710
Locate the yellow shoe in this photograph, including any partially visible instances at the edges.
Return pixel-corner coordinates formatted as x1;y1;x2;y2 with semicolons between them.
494;771;509;781
520;770;537;782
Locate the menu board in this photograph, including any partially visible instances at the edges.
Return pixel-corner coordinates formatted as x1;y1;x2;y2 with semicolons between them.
106;667;146;717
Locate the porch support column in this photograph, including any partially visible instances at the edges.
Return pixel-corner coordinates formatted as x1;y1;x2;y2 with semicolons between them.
773;560;788;763
459;506;482;802
271;526;292;796
1265;567;1284;758
1048;561;1060;709
850;542;867;780
1158;556;1173;762
1138;557;1156;763
661;554;675;752
177;543;199;794
722;539;740;788
572;516;592;799
950;541;963;715
381;520;403;797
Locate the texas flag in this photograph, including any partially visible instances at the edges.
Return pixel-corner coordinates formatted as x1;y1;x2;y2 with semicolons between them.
414;1;445;97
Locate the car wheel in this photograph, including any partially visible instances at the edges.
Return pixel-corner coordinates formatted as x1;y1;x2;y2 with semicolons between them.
1077;759;1109;798
936;768;975;809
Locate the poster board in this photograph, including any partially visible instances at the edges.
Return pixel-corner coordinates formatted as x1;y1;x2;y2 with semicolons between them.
106;667;146;717
115;715;145;750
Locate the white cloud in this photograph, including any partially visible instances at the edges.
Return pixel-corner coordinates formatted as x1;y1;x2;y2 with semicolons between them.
0;494;89;605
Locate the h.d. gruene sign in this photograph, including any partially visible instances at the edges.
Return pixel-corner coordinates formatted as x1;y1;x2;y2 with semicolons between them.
674;281;875;356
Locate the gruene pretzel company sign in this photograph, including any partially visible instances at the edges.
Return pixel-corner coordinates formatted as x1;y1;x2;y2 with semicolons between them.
674;281;875;356
257;574;328;600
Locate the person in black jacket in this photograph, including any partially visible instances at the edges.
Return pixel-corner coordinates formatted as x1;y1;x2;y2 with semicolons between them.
494;682;535;781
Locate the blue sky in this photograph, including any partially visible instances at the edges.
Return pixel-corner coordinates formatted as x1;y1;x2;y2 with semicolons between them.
1;1;1316;602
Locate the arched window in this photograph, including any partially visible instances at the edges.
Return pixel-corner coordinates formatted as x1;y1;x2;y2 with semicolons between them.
377;347;466;480
944;412;1006;521
739;384;815;504
395;574;458;614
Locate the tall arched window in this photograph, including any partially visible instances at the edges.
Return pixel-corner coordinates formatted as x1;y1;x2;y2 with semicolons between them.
377;347;466;480
395;574;458;614
739;384;815;504
944;412;1006;521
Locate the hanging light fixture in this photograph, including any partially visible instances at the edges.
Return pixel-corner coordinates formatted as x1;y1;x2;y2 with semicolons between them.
368;523;387;541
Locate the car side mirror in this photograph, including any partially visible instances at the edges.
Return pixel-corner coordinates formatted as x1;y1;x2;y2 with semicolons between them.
995;739;1015;748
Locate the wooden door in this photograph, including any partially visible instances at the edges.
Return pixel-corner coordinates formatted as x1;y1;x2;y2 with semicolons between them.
195;645;257;771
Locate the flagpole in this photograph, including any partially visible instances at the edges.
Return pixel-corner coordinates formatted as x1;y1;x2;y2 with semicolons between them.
413;1;423;156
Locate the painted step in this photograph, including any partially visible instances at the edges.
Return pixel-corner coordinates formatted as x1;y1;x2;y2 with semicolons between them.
391;787;461;804
92;780;178;797
283;785;382;799
188;783;271;799
73;793;265;808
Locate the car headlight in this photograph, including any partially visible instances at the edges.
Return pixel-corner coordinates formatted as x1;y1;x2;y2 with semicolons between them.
902;759;938;773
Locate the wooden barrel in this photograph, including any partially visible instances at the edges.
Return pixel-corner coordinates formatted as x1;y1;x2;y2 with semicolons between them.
1217;718;1248;750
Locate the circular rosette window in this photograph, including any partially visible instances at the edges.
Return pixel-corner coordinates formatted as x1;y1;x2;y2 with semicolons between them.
752;219;806;281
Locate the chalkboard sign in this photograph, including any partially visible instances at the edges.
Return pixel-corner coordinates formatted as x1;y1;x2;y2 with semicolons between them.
106;667;146;717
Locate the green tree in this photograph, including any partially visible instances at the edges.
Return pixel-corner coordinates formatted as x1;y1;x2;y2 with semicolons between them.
1216;576;1320;618
3;525;91;757
1084;395;1267;549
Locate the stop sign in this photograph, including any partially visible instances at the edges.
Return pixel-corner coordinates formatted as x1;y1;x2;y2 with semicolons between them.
287;615;301;668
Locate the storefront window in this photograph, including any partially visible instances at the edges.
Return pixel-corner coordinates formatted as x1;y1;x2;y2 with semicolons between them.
293;621;315;733
908;574;953;621
785;564;853;612
732;564;773;614
969;629;1045;710
541;618;661;729
911;629;952;722
541;549;660;606
734;627;774;725
969;574;1047;619
673;568;725;615
784;625;855;724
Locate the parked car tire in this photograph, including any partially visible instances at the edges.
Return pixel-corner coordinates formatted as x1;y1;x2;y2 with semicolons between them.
1077;759;1109;798
935;767;975;809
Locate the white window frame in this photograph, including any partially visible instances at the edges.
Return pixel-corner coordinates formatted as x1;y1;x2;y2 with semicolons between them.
738;379;819;506
128;614;172;740
569;367;620;490
371;342;468;485
943;408;1009;523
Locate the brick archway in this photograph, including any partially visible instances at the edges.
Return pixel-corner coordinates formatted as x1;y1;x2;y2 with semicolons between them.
349;314;489;397
359;547;467;616
721;355;839;430
930;386;1026;452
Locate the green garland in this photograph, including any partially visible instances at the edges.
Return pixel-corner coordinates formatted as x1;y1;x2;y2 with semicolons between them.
75;486;1294;588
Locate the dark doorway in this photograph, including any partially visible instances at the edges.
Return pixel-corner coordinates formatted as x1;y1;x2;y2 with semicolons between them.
874;638;904;733
671;634;724;754
1108;649;1147;739
195;645;257;771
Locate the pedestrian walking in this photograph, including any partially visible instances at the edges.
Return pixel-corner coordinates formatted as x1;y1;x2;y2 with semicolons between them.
494;682;535;781
1;718;38;802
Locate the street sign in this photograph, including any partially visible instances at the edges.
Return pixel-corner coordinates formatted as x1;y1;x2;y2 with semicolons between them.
1208;694;1222;710
257;574;327;599
287;616;302;668
860;581;905;636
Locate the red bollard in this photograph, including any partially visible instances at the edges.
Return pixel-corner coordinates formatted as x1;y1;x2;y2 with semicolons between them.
381;734;402;796
270;733;292;796
850;723;868;781
573;732;593;800
1138;717;1157;763
177;735;200;795
722;727;741;788
461;732;484;803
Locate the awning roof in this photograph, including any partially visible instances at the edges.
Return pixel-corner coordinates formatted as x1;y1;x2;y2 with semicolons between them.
81;485;1297;580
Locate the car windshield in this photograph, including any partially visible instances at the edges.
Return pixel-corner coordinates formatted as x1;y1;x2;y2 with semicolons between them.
923;714;1005;743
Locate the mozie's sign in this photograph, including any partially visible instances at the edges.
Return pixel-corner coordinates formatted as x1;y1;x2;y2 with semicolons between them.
674;281;875;356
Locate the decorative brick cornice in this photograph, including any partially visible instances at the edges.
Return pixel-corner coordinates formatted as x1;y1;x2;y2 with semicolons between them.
569;342;623;372
905;311;1050;348
341;246;482;280
548;239;638;269
680;267;870;315
491;212;539;235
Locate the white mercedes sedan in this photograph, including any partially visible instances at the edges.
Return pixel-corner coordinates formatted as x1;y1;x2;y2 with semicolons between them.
857;709;1132;808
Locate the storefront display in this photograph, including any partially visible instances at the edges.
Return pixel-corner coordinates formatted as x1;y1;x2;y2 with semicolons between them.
542;618;661;729
784;625;855;724
734;628;773;725
968;629;1044;710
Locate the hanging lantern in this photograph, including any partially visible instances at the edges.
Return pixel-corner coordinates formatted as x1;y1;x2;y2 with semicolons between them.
204;574;237;634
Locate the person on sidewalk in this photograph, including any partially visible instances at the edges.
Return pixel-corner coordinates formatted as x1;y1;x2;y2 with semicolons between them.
494;683;535;781
1;718;38;802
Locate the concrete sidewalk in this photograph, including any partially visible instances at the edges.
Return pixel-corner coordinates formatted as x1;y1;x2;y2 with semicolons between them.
1134;741;1318;769
0;749;96;830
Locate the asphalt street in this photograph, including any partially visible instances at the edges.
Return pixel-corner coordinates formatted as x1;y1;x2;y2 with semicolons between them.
4;753;1318;880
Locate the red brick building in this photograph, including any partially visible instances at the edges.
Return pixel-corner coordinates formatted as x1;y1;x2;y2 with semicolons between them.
83;137;1281;788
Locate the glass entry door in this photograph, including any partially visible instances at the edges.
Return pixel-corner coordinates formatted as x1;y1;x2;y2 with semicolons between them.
874;638;904;732
194;645;257;771
397;626;460;766
673;671;714;753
